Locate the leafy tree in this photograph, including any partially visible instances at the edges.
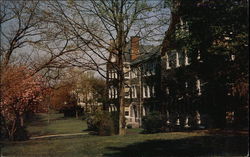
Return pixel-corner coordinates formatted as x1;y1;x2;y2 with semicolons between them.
163;0;248;128
0;66;47;140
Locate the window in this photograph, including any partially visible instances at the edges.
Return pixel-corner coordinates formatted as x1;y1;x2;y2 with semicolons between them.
184;49;189;66
114;88;118;98
143;86;148;98
231;54;235;61
166;87;170;95
111;54;116;62
176;52;180;67
196;79;201;95
125;111;129;116
114;70;117;79
131;85;137;98
124;65;130;79
131;69;137;78
147;86;151;97
166;54;171;69
108;88;112;98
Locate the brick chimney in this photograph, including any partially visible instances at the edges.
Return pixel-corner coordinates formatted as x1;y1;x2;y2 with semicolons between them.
130;36;140;60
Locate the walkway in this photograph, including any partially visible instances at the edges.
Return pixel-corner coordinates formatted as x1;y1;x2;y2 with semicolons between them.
30;132;88;140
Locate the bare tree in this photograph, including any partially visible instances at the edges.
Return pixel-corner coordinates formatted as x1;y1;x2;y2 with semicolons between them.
42;0;168;135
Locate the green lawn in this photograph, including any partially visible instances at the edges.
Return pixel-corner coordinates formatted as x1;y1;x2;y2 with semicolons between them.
0;113;248;157
1;132;248;157
26;113;88;136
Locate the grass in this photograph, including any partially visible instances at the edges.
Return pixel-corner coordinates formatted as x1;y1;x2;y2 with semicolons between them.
1;131;248;157
26;113;88;136
0;113;248;157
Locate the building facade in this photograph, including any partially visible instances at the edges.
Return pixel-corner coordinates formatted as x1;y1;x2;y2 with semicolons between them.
106;36;161;127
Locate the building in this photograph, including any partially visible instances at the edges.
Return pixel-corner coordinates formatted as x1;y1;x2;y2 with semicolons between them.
106;17;239;129
106;36;161;128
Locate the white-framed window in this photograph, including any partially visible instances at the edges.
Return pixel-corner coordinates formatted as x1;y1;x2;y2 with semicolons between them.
176;52;180;67
124;65;130;79
196;79;201;95
108;88;112;98
166;54;171;69
147;86;151;98
180;17;184;31
166;87;170;95
131;69;137;78
114;88;118;98
109;70;117;79
231;54;235;61
131;85;137;98
185;82;188;88
114;70;117;79
143;85;147;98
184;49;189;66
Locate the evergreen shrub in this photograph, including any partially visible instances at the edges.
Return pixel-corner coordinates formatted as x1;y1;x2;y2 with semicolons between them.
142;112;165;133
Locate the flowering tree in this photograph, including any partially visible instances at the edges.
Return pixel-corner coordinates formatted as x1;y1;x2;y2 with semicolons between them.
0;66;47;140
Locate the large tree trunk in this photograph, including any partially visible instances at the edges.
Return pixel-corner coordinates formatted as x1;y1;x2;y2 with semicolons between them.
118;78;126;135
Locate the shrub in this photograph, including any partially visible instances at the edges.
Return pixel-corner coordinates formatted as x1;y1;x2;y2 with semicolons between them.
86;111;115;136
126;124;132;129
142;112;165;133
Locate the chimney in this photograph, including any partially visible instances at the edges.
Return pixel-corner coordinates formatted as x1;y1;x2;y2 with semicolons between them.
130;36;140;60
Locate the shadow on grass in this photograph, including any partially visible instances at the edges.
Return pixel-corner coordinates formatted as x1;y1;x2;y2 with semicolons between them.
104;134;248;157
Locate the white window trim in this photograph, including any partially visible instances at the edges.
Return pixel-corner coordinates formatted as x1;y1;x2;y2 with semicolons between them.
147;86;151;98
166;54;171;69
143;86;147;98
166;87;170;95
196;79;202;95
184;49;190;66
108;88;111;98
176;52;180;67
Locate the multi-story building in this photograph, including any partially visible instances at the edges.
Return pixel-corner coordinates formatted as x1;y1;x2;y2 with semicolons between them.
106;36;161;127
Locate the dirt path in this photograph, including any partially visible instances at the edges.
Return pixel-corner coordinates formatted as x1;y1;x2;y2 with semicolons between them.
30;132;88;140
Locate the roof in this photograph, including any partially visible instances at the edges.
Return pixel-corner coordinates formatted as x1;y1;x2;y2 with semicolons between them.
130;45;161;65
